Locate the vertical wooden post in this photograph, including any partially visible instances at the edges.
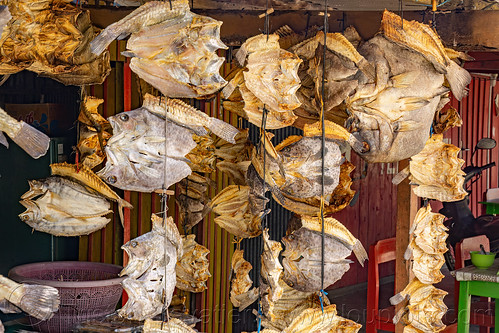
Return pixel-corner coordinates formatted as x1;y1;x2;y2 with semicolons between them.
395;159;418;333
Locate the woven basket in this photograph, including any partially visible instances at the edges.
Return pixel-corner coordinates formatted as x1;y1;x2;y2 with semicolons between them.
9;261;124;333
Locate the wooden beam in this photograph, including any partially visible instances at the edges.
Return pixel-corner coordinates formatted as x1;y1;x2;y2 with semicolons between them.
395;159;418;333
87;8;499;51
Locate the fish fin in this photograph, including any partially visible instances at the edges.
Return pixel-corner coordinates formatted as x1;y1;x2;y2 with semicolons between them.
121;51;136;58
392;307;408;325
392;166;410;185
398;97;430;111
0;131;8;148
201;203;212;218
0;299;21;314
235;46;248;66
117;199;133;227
352;241;369;267
391;71;418;88
90;28;118;56
221;79;238;99
15;284;60;320
404;245;413;260
445;60;472;101
11;122;49;159
389;292;407;306
189;125;208;136
393;120;421;132
357;58;376;81
208;118;239;144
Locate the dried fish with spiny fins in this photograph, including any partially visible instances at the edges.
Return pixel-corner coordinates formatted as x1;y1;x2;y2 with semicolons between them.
119;214;182;321
143;94;239;144
208;185;266;238
176;234;211;293
91;1;228;98
381;10;471;101
50;162;132;226
142;318;196;333
409;242;445;285
393;134;467;202
19;176;113;236
0;0;110;85
230;249;258;311
282;304;361;333
0;275;59;321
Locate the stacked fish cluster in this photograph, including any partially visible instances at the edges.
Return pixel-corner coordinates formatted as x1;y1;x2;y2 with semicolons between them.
393;134;467;202
223;33;302;129
176;234;211;293
119;214;182;321
91;0;228;99
0;0;110;85
390;205;449;332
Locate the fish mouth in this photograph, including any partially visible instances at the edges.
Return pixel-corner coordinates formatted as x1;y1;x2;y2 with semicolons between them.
20;180;46;200
120;244;152;278
19;199;41;222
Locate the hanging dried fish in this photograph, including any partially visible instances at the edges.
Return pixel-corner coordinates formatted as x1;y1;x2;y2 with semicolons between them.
142;318;196;333
96;106;197;193
230;249;258;311
177;173;212;231
0;0;110;85
393;134;467;202
281;305;362;333
19;176;113;236
260;229;283;321
119;214;182;321
50;163;132;226
176;234;211;293
0;275;59;321
91;0;228;98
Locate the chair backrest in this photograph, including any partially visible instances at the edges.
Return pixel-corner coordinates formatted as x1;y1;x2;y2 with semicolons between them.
455;235;490;270
371;238;397;265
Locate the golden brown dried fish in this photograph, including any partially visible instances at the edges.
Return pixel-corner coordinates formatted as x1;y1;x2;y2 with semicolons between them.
408;205;448;256
176;234;211;293
433;106;462;134
260;229;283;321
381;10;471;100
230;249;258;311
143;318;196;333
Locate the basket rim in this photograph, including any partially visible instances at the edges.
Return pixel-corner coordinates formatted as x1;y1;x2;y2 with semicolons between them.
8;261;125;288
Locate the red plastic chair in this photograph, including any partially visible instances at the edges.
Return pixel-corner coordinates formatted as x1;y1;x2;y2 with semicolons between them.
455;235;495;333
366;238;396;333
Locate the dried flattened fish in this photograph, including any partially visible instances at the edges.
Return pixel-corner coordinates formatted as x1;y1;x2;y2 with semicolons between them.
176;234;211;293
230;249;258;311
142;318;196;333
260;229;284;321
19;176;113;236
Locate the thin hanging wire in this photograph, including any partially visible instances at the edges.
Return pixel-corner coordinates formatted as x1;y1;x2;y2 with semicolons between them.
161;94;170;323
319;0;328;312
399;0;404;29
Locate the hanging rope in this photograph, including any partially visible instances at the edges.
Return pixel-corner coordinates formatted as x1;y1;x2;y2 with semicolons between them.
161;94;170;323
431;0;437;29
319;0;328;313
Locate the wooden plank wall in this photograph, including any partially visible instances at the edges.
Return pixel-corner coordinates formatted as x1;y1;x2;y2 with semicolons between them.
78;43;236;333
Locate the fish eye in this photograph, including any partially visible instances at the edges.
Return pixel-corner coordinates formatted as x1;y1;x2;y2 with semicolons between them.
131;241;138;248
21;214;30;221
120;114;129;122
107;175;117;184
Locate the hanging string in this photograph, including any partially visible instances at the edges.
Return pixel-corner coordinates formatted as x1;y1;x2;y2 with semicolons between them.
319;0;328;313
264;0;270;41
431;0;437;29
161;94;170;323
399;0;404;29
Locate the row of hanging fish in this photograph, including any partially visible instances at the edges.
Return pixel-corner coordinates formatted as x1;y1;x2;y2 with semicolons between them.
19;163;132;236
0;0;109;85
222;10;471;165
91;0;228;98
390;205;448;332
393;134;467;202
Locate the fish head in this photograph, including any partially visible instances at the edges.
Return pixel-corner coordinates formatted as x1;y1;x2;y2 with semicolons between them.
120;233;158;278
20;179;47;200
96;150;134;191
108;109;145;134
18;200;42;223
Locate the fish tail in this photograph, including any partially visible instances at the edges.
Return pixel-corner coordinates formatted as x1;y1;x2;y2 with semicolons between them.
445;60;472;101
16;284;60;320
352;240;369;267
235;45;248;66
118;199;133;227
0;132;8;148
11;121;50;159
389;292;407;306
208;118;239;144
404;245;413;261
201;203;212;218
90;28;118;56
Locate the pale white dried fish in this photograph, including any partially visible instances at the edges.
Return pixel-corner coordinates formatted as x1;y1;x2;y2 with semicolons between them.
142;318;196;333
